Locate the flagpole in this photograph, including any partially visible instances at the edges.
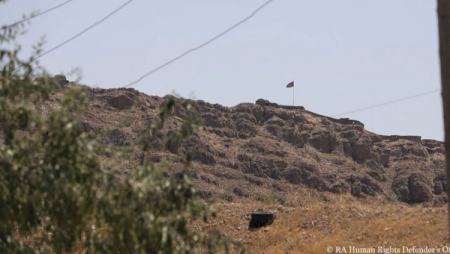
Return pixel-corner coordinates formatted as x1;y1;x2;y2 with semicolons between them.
293;79;295;106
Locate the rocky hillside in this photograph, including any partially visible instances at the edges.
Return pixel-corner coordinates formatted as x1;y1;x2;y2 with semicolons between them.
43;86;446;205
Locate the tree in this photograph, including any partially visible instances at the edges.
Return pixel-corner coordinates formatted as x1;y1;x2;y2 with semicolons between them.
438;0;450;234
0;6;246;254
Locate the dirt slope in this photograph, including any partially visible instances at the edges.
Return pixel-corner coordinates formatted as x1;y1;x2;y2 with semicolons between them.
50;86;445;206
38;85;448;252
197;197;447;253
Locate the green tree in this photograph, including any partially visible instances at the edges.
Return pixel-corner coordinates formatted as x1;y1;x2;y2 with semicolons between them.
0;7;246;254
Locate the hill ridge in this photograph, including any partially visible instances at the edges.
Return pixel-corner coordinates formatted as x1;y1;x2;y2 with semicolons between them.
53;86;446;205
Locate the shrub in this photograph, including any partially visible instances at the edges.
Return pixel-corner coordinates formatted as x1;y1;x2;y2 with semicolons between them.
0;9;246;254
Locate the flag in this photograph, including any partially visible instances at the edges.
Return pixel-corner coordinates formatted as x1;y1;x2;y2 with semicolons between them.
286;81;294;88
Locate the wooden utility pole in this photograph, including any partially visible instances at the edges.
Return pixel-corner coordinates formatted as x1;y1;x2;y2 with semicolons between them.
438;0;450;235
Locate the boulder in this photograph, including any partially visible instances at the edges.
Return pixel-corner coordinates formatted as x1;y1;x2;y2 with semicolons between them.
409;173;433;203
278;111;295;121
353;138;376;163
108;94;136;110
392;173;433;203
392;178;410;202
307;131;339;153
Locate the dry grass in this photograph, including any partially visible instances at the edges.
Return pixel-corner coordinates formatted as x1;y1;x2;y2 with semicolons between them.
196;196;448;253
17;196;449;253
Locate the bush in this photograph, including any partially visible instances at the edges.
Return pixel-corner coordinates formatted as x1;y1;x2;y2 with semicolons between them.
0;10;246;254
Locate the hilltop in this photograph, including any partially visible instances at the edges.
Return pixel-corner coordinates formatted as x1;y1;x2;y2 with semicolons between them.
40;85;446;206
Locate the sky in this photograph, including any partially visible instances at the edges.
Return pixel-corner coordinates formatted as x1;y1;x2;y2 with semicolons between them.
1;0;444;140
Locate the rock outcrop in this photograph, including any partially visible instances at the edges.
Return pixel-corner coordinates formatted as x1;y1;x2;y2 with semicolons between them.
393;173;434;203
108;94;136;110
56;89;445;205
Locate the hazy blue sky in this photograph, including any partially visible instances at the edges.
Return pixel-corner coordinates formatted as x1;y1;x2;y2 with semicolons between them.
1;0;443;140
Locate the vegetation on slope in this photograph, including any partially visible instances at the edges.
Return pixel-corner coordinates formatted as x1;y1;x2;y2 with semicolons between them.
0;13;245;254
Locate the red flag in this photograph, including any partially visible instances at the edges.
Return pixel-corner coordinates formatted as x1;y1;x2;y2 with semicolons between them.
286;81;294;88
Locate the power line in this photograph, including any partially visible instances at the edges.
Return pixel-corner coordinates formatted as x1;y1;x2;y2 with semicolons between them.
332;89;441;117
123;0;275;88
34;0;135;60
3;0;76;28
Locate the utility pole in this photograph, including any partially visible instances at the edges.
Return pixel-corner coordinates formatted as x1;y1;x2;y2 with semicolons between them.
438;0;450;235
